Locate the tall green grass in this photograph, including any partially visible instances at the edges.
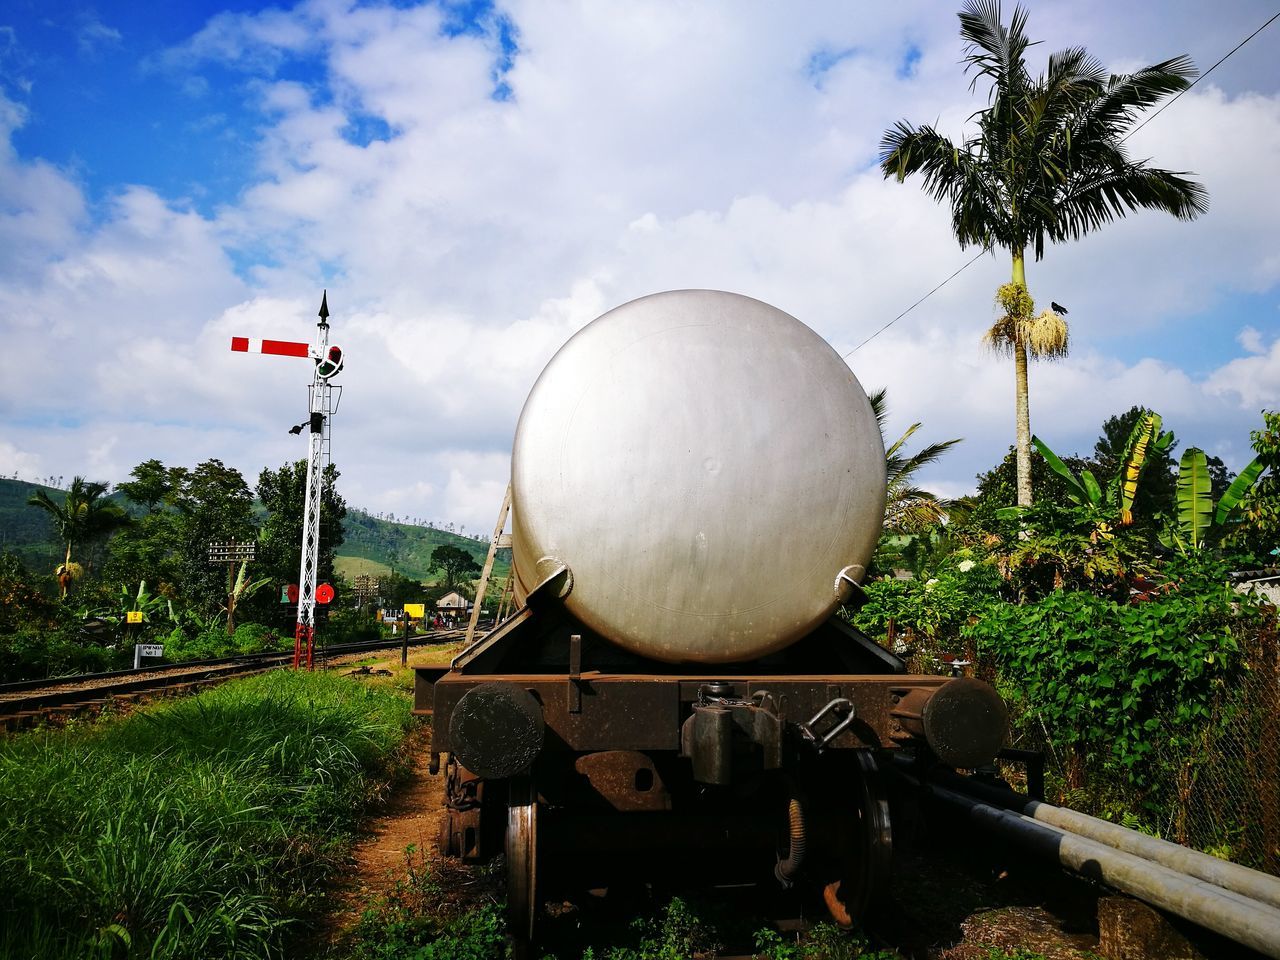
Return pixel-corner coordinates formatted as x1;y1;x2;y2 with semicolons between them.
0;670;413;959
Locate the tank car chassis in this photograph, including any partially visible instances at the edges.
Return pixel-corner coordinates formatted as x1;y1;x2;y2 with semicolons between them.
414;602;1006;942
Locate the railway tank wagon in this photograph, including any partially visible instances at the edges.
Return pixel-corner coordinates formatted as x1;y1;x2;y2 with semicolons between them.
414;290;1007;939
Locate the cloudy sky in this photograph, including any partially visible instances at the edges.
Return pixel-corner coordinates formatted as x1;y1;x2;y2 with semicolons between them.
2;0;1278;533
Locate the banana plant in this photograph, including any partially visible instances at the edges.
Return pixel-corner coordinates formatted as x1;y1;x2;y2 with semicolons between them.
1161;448;1264;552
1032;411;1173;526
1111;412;1176;525
222;561;272;635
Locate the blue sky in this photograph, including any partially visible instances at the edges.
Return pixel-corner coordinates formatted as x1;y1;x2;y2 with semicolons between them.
1;1;1278;528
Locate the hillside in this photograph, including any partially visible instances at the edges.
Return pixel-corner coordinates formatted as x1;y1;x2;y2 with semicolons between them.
0;479;62;570
340;508;510;583
0;478;510;587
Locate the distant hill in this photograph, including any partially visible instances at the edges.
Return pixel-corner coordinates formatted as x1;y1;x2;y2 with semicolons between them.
340;507;510;584
0;478;510;588
0;478;63;570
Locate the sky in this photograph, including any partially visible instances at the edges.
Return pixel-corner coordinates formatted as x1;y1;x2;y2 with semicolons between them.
1;0;1278;535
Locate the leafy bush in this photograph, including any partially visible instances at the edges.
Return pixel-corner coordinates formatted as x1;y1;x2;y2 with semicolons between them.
965;557;1263;799
849;559;1002;664
0;670;413;959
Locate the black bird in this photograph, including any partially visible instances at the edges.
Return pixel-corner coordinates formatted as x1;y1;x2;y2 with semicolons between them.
1051;301;1069;315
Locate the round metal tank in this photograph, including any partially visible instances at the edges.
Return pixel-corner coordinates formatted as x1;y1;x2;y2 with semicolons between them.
510;289;886;664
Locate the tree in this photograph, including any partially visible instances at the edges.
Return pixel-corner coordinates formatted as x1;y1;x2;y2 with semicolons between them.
27;477;129;597
1235;410;1280;563
869;389;962;533
881;0;1206;506
1161;447;1263;554
105;460;193;595
1033;410;1174;527
429;544;481;591
172;460;258;617
254;460;348;608
115;459;176;514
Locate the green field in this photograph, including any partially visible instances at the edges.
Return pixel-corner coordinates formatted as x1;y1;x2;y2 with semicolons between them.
0;670;413;959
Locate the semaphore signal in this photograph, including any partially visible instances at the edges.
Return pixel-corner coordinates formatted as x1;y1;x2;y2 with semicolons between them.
230;291;344;670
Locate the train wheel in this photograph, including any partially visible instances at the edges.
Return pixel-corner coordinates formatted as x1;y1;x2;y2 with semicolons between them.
823;751;892;926
506;776;539;947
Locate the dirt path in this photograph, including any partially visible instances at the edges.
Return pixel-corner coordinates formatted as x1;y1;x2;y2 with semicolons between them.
326;722;446;936
316;646;462;950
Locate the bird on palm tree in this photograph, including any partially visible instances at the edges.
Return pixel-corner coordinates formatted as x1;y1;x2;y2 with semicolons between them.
880;0;1206;507
27;476;130;597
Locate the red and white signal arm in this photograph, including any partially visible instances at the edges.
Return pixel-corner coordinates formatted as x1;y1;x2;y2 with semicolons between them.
285;584;299;604
230;337;310;358
316;583;336;605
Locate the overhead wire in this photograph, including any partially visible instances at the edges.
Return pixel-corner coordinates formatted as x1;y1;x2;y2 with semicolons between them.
843;8;1280;358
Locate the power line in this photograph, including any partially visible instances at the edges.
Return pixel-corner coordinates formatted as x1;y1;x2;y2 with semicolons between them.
845;10;1279;357
842;251;985;357
1124;10;1279;143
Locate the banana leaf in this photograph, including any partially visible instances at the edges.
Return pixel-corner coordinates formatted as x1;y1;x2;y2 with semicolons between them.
1032;434;1088;504
1117;412;1167;525
1176;448;1213;551
1080;469;1103;507
1214;456;1264;527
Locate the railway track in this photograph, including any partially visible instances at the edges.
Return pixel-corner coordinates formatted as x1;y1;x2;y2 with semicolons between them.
0;630;465;732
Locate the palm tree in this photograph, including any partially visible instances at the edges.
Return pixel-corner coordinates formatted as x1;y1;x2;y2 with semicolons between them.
880;0;1207;506
27;477;129;597
870;389;962;533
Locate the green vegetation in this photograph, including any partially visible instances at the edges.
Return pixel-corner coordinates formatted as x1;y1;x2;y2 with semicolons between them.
852;405;1280;863
337;846;505;960
27;476;130;597
881;0;1206;506
0;449;511;681
0;670;413;959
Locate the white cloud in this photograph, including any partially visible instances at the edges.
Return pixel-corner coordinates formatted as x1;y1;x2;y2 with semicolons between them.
2;1;1279;535
76;17;123;57
0;441;42;481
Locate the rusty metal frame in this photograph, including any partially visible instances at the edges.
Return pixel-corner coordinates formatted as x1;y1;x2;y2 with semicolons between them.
417;609;948;757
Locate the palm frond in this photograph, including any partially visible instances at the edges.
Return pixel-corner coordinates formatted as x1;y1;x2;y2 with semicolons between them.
888;438;964;487
959;0;1035;97
867;388;889;435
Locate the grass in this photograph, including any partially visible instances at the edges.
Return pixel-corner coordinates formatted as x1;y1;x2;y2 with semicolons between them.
0;670;414;959
335;555;396;579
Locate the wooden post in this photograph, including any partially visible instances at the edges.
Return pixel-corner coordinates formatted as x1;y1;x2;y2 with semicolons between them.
466;484;512;646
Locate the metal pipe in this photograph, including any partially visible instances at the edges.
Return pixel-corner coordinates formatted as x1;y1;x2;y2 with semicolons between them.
1024;800;1280;912
926;781;1280;959
901;757;1280;911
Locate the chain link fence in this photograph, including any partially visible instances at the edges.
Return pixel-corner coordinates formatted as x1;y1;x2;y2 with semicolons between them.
989;613;1280;876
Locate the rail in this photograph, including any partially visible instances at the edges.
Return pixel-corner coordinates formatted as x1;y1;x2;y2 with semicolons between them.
0;630;465;731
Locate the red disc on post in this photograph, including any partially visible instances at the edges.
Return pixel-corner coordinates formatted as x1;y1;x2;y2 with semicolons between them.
287;584;299;604
316;583;335;605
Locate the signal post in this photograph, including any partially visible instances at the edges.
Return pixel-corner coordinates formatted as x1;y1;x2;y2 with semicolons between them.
231;292;344;669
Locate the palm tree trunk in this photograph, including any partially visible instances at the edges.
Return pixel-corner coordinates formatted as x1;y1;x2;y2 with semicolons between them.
59;540;73;599
1012;250;1033;507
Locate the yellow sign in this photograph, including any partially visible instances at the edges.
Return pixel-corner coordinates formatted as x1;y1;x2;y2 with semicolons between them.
403;603;426;619
126;611;144;624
